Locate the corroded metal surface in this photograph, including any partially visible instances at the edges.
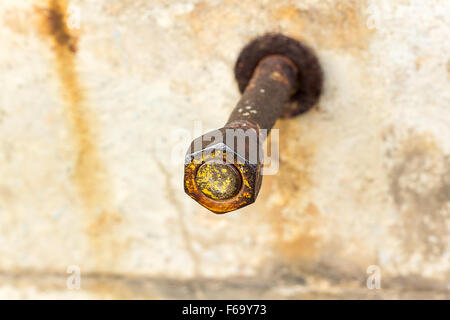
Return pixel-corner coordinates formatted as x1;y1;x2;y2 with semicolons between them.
195;162;242;200
184;127;262;214
227;55;297;131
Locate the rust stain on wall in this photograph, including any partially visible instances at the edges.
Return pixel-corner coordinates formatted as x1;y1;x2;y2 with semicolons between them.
35;0;123;271
179;0;243;58
273;0;374;53
271;202;321;260
259;121;324;269
180;0;372;59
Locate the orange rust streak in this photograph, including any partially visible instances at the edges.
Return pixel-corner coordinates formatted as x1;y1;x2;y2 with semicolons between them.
38;0;109;211
36;0;123;271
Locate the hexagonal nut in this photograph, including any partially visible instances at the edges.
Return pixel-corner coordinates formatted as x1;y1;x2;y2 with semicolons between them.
184;127;263;214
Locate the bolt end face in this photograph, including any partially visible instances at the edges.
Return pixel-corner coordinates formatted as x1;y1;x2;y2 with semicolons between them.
184;128;263;214
234;33;323;117
195;162;242;200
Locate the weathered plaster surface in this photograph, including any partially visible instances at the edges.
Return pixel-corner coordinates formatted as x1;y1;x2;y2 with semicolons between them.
0;0;448;298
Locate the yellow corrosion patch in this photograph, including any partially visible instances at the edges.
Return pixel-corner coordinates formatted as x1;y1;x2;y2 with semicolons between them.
195;163;242;200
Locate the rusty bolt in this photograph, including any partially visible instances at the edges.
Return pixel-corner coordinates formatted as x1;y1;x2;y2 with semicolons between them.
184;34;323;214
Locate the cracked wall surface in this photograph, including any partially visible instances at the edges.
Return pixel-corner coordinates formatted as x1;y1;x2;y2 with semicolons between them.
0;0;449;299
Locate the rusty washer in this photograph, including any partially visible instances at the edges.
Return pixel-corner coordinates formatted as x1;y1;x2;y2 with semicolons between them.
184;34;323;214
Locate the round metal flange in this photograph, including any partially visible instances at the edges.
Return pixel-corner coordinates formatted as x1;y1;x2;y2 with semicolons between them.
234;33;323;117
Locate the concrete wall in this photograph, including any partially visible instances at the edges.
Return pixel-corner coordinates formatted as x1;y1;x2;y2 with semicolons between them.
0;0;448;299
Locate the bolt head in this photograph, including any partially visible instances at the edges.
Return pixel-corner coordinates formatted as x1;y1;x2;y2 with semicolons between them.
184;128;263;214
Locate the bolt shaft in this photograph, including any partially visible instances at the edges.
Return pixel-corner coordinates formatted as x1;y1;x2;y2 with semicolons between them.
226;55;298;134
